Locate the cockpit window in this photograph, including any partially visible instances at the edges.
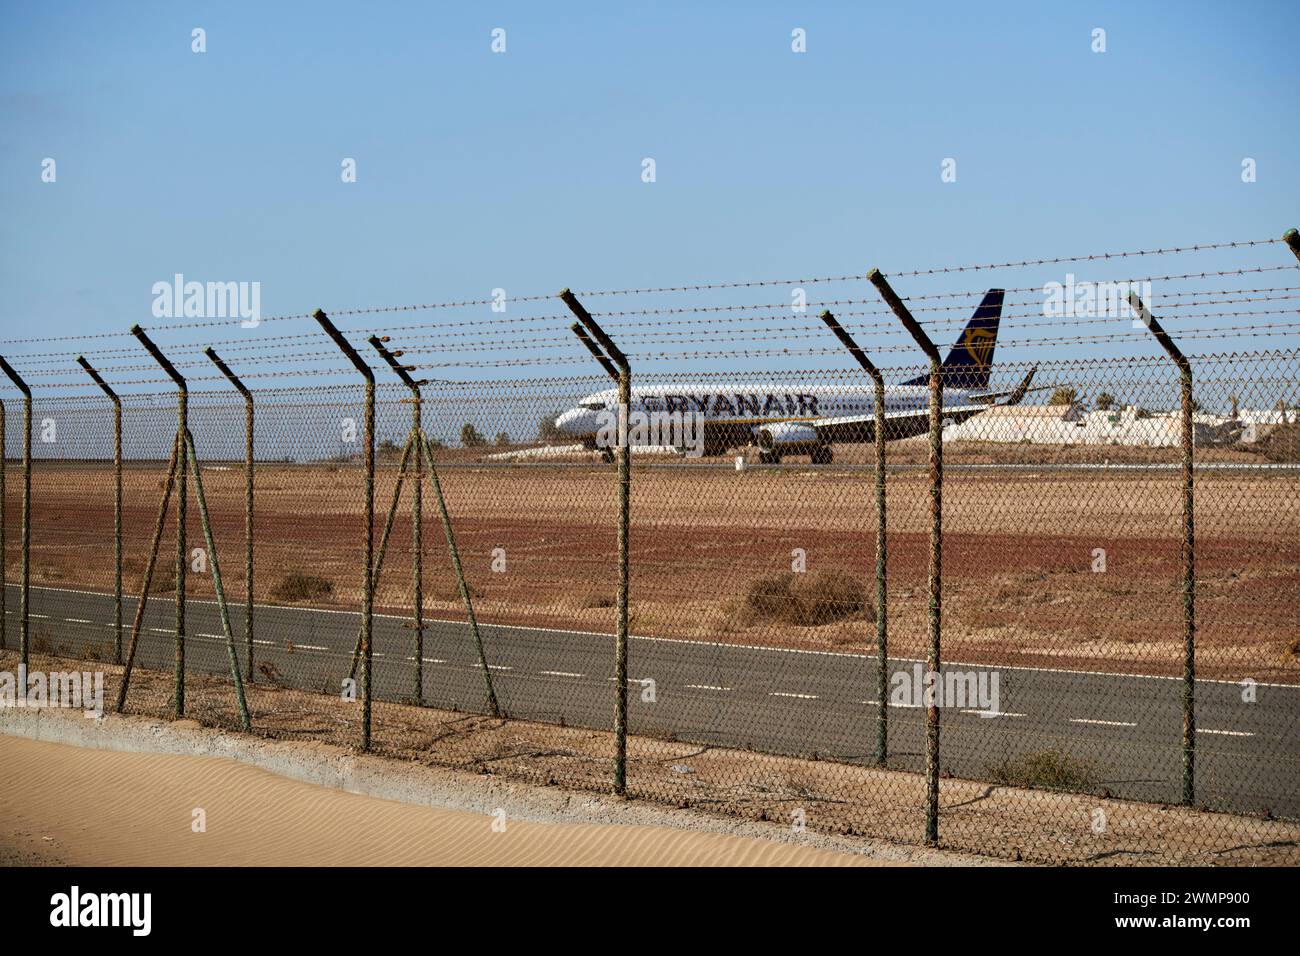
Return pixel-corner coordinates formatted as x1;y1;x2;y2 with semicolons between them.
579;401;605;410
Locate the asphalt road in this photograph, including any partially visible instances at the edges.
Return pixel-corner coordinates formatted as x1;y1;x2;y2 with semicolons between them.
3;582;1296;818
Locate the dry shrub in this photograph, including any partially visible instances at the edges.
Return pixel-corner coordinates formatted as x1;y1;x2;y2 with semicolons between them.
1259;422;1300;463
743;570;872;627
986;749;1099;791
271;571;333;603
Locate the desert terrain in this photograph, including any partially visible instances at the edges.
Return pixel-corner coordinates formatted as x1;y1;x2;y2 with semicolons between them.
5;440;1297;682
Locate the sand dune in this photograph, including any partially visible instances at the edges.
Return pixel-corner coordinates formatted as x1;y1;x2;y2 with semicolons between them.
0;734;879;866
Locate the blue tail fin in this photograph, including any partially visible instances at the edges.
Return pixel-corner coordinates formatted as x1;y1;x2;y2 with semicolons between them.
903;288;1004;390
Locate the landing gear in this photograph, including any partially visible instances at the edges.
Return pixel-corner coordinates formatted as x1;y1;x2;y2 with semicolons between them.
600;448;615;463
810;444;834;465
758;449;782;465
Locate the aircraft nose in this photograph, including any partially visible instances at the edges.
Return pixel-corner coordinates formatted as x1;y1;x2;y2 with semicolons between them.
555;408;591;435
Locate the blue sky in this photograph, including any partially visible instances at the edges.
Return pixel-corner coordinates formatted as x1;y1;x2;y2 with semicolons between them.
1;0;1297;389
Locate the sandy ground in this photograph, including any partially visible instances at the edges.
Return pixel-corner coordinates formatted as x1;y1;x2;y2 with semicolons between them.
0;732;877;867
5;652;1297;866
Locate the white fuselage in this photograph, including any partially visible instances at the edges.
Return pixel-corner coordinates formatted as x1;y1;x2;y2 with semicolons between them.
554;382;981;451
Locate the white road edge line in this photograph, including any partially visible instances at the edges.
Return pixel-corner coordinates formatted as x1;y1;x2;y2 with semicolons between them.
16;582;1299;689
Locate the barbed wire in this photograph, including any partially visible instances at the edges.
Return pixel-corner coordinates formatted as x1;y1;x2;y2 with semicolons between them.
2;238;1290;348
9;345;1299;399
11;301;1299;376
376;322;1300;370
879;237;1283;278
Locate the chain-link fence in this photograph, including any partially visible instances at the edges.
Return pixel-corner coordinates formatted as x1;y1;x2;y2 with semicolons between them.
3;237;1299;865
2;349;1296;864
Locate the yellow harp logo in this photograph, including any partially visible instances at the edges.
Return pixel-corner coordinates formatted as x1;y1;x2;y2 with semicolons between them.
963;327;996;369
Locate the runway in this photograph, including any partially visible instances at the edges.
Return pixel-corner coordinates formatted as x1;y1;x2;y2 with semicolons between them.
4;582;1296;818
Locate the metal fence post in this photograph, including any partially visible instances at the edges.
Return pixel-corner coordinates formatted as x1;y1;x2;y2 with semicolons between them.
560;290;632;796
867;270;944;844
1128;293;1197;807
1;395;6;653
1283;227;1300;262
77;356;123;663
131;326;188;717
314;310;376;751
368;336;427;705
204;348;255;682
819;310;889;767
0;357;32;671
372;332;500;716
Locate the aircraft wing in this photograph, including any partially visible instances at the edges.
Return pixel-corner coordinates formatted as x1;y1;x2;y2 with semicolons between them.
968;367;1039;406
807;403;994;444
804;368;1043;443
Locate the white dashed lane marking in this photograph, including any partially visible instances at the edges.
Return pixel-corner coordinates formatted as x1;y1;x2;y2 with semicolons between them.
1070;718;1137;728
539;671;584;679
1199;728;1255;737
771;692;819;700
685;684;731;692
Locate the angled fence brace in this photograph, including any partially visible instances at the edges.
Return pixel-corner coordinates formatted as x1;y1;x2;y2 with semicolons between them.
819;310;889;767
369;334;501;716
76;357;124;664
346;433;414;682
560;290;632;796
368;336;426;704
1128;293;1197;807
183;429;252;730
314;310;377;751
115;433;181;712
418;431;502;718
0;357;31;669
132;325;188;716
204;348;256;682
867;269;944;844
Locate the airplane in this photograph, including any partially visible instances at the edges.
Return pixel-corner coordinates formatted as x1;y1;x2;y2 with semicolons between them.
553;289;1039;463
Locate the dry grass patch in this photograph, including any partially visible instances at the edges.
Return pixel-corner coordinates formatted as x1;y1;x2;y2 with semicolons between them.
743;570;873;627
270;571;333;603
